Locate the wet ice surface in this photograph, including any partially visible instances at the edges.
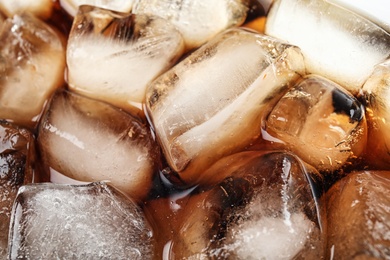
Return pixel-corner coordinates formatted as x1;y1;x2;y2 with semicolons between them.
0;0;54;19
326;171;390;259
0;121;34;258
132;0;249;50
361;59;390;169
38;89;159;201
60;0;134;17
169;151;324;259
265;0;390;94
0;13;65;128
264;75;367;172
8;182;154;259
67;5;184;112
146;28;305;185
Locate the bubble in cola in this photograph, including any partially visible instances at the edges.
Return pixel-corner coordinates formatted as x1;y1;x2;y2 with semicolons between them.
37;89;159;201
66;5;184;113
361;59;390;169
7;182;154;259
0;121;34;258
265;0;390;94
132;0;249;50
325;171;390;258
168;151;324;259
146;28;305;186
0;13;65;128
263;74;367;172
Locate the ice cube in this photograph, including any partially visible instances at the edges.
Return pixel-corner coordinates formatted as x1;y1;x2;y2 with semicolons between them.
66;5;184;113
263;75;367;172
8;182;154;259
132;0;249;50
37;89;159;201
0;121;34;258
169;151;325;259
265;0;390;94
0;13;65;129
146;28;305;185
0;0;54;20
326;171;390;259
361;59;390;169
60;0;134;17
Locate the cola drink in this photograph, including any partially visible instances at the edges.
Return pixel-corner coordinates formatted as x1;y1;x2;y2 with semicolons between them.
0;0;389;259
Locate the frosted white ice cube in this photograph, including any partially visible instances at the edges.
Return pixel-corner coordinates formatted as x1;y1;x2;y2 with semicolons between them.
67;5;184;112
38;90;159;201
132;0;249;50
0;0;53;19
265;0;390;93
146;28;305;185
60;0;134;17
8;182;154;259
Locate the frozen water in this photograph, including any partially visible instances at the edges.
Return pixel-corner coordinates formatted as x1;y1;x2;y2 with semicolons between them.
132;0;249;50
169;151;324;259
67;5;184;112
60;0;134;17
8;182;154;259
265;0;390;94
361;59;390;169
264;75;367;172
326;171;390;259
0;121;34;258
37;89;159;201
146;28;305;185
0;13;65;128
0;0;54;19
327;0;390;33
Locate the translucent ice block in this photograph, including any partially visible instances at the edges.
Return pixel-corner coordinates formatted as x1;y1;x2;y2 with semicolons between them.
264;75;367;172
60;0;134;17
8;182;154;259
0;13;65;128
326;171;390;259
37;89;159;201
66;5;184;113
0;121;34;258
361;59;390;169
265;0;390;93
146;28;305;185
169;151;325;259
0;0;54;19
132;0;249;50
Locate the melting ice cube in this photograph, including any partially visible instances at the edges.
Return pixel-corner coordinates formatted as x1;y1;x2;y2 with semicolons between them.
325;171;390;259
37;89;160;201
264;75;367;172
265;0;390;93
8;182;154;259
132;0;249;50
0;13;65;128
361;59;390;169
169;151;325;259
60;0;134;17
66;5;184;113
0;121;34;258
146;28;305;185
0;0;54;19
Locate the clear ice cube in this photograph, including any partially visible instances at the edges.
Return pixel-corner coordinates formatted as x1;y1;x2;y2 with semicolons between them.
8;182;154;259
66;5;184;113
326;171;390;259
132;0;249;50
146;28;305;185
0;121;34;258
169;151;325;259
0;0;54;19
0;13;65;128
264;75;367;172
361;59;390;169
265;0;390;93
37;89;159;201
60;0;134;17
